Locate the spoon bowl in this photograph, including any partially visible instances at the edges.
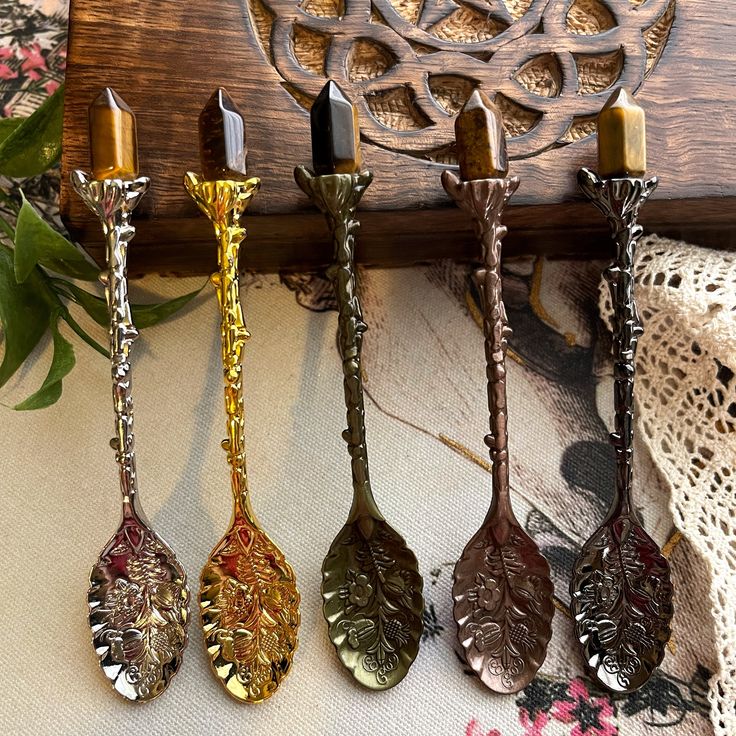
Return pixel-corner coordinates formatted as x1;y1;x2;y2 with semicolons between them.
200;509;300;702
322;515;423;690
88;512;189;702
570;515;673;693
453;512;553;694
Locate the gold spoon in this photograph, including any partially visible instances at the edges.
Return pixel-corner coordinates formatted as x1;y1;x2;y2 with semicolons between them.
442;91;554;694
73;88;189;702
295;81;424;690
185;88;299;703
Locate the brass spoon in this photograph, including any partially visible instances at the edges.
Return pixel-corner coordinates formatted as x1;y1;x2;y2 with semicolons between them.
443;91;554;694
73;89;189;703
571;93;673;694
185;89;299;703
295;81;424;691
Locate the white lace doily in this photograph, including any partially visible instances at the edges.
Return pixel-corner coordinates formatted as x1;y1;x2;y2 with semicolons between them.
600;234;736;736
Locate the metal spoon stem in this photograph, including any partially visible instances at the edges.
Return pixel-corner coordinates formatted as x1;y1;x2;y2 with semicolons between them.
72;172;189;701
572;169;672;694
294;168;378;522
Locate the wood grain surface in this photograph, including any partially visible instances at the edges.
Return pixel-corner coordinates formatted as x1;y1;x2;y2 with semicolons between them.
60;0;736;274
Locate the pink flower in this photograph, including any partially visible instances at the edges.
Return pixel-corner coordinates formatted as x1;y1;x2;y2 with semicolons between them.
0;47;13;60
44;80;60;95
20;43;47;81
520;709;549;736
465;719;503;736
0;63;17;80
551;679;617;736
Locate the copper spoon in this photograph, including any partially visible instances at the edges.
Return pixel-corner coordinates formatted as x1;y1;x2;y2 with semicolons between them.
442;91;554;694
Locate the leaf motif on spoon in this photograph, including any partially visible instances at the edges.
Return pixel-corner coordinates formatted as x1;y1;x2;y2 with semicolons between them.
322;519;423;690
89;519;189;701
571;516;673;692
454;523;554;693
200;514;299;702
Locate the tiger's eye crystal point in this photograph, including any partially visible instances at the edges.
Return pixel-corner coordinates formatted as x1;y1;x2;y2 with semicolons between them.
597;87;646;178
455;89;508;181
89;87;138;180
310;80;362;176
199;87;247;180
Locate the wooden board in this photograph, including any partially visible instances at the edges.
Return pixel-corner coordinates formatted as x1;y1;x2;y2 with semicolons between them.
61;0;736;274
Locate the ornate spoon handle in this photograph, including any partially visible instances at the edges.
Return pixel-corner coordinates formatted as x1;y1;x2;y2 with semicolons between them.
184;174;260;518
577;170;658;519
294;168;377;521
71;172;150;514
571;169;673;693
444;171;553;694
73;171;190;702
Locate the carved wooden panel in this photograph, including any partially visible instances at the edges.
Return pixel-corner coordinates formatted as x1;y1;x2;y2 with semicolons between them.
60;0;735;274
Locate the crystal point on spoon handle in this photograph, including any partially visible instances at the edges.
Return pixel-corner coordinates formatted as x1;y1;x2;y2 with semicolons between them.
443;90;553;695
183;87;299;704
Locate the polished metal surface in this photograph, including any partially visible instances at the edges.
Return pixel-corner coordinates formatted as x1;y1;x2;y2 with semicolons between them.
442;171;555;694
295;167;424;690
184;173;300;703
571;169;674;694
71;172;190;702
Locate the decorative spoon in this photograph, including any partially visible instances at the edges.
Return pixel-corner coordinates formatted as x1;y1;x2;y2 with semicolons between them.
442;90;554;694
184;88;300;702
571;87;673;693
295;80;424;690
72;88;189;702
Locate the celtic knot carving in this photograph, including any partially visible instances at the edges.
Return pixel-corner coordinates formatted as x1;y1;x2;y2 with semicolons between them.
200;518;300;702
246;0;675;161
570;516;673;692
322;521;424;688
88;523;189;701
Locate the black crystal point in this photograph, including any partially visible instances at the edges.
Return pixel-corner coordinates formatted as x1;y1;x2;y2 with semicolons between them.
310;80;362;176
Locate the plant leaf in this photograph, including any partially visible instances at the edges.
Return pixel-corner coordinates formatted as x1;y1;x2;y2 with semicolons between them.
60;307;108;357
0;84;64;178
131;287;204;328
0;118;24;147
14;312;75;410
0;243;52;388
63;280;204;328
14;192;99;282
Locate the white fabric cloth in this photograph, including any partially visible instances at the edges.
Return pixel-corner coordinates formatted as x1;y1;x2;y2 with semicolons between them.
0;261;718;736
600;236;736;736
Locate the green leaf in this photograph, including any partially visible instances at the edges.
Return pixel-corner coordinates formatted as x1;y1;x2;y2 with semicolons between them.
13;192;99;282
14;313;75;410
60;281;107;325
60;307;108;358
131;287;204;328
62;280;204;329
0;84;64;178
0;243;52;388
0;118;24;146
